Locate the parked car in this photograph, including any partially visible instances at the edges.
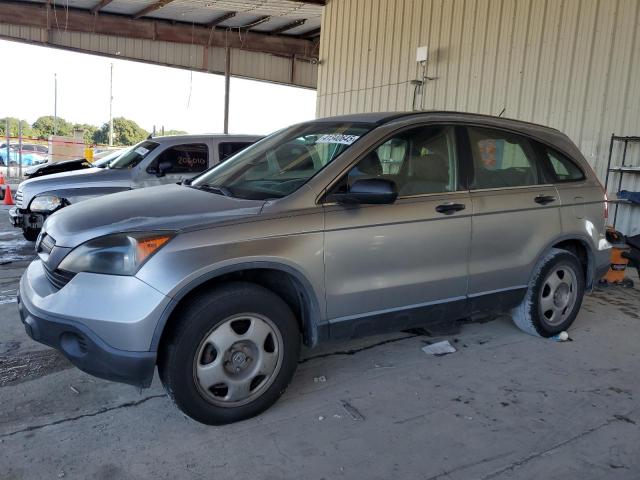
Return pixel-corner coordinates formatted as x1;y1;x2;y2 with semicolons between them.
0;143;48;166
9;135;260;240
17;112;610;425
23;148;127;179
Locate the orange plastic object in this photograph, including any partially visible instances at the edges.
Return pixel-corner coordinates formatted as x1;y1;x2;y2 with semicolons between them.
602;245;630;283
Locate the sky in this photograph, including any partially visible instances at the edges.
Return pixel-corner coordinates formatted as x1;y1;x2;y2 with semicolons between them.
0;39;317;135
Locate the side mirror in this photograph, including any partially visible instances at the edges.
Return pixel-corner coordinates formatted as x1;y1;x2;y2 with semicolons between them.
153;160;172;177
327;178;398;205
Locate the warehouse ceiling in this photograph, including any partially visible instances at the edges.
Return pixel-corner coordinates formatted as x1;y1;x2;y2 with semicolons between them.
0;0;324;88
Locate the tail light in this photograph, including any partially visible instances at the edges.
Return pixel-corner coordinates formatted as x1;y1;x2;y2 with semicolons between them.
603;191;609;221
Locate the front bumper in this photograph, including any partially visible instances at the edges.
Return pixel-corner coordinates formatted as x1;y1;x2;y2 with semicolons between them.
9;207;46;230
18;293;156;387
8;207;23;228
18;260;172;387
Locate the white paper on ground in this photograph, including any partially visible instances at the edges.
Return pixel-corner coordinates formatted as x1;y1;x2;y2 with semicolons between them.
422;340;457;356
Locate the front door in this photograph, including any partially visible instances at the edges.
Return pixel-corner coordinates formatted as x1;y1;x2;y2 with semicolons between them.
323;125;472;338
136;143;210;188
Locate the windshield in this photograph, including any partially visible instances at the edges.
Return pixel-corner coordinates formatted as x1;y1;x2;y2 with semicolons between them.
108;141;159;169
94;148;127;168
191;122;373;200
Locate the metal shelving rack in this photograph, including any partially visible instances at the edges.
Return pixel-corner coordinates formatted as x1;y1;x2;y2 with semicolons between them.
604;134;640;228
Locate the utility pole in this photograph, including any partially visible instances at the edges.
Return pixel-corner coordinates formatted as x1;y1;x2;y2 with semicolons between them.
223;47;230;134
18;122;23;178
54;73;58;135
5;118;9;178
109;63;114;146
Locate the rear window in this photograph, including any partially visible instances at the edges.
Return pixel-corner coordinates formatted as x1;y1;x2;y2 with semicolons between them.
468;127;540;189
544;148;585;182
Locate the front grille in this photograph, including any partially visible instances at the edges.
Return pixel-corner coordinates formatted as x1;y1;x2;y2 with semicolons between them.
15;187;23;208
43;263;76;290
37;234;55;255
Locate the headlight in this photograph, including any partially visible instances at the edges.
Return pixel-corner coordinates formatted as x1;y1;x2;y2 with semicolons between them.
58;232;173;276
30;195;62;212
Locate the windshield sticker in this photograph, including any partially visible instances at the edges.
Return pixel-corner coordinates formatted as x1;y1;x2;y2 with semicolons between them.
316;134;360;145
134;146;150;156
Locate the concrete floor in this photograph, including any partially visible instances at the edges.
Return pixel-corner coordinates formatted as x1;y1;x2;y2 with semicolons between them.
1;204;639;480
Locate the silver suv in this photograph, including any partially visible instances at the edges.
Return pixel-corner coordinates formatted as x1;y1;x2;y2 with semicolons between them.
9;134;260;240
18;112;610;425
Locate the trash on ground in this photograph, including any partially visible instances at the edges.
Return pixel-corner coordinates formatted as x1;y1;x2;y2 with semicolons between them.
313;375;326;383
422;340;457;356
551;331;570;342
69;385;80;394
340;400;365;421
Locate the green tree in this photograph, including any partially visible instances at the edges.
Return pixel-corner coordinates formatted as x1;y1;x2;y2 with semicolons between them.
93;117;149;146
32;116;73;138
162;129;188;136
0;117;35;139
74;123;99;145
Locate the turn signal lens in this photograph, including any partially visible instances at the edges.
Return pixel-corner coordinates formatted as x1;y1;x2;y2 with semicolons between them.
136;235;171;264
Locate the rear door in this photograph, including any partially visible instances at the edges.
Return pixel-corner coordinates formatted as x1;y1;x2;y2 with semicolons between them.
323;124;471;338
216;141;256;165
464;126;561;308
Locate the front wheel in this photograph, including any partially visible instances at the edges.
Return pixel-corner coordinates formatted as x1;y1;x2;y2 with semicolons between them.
159;282;300;425
511;248;585;337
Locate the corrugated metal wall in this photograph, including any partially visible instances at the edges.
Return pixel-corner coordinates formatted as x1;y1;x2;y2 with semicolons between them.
0;25;318;89
317;0;640;234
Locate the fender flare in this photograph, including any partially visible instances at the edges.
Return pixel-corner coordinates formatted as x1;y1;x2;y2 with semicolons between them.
529;233;597;289
149;260;325;351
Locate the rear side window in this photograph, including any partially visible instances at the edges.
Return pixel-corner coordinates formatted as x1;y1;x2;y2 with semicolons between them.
219;142;253;162
544;148;585;182
468;127;540;189
151;144;209;174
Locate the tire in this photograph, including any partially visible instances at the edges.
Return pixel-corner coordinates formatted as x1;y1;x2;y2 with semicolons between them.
22;228;40;242
511;248;585;337
159;282;301;425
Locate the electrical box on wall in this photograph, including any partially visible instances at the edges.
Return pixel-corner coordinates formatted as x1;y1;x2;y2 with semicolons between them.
416;46;428;63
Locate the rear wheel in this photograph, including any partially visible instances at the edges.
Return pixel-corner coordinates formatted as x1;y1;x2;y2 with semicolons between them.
511;248;585;337
22;228;40;242
159;282;300;425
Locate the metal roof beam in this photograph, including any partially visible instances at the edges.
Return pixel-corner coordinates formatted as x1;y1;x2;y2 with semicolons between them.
270;18;306;34
90;0;114;15
132;0;176;19
0;2;318;59
300;27;321;38
287;0;325;5
206;11;237;28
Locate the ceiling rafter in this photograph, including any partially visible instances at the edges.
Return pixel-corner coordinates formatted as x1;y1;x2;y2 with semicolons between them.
206;11;237;28
132;0;176;20
90;0;114;15
270;18;306;34
300;27;320;38
239;15;271;30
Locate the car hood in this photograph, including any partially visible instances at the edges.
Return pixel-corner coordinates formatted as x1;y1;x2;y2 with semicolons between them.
44;183;266;247
18;167;131;208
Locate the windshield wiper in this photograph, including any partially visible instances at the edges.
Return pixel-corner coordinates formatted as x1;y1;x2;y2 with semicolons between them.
193;184;233;197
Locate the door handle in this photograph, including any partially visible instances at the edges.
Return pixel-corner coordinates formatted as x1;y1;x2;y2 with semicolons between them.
436;202;466;215
534;195;556;205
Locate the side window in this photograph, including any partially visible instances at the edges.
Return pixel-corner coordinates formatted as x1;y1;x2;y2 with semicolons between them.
149;143;209;174
338;125;458;196
544;148;585;182
219;142;253;162
468;127;540;189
